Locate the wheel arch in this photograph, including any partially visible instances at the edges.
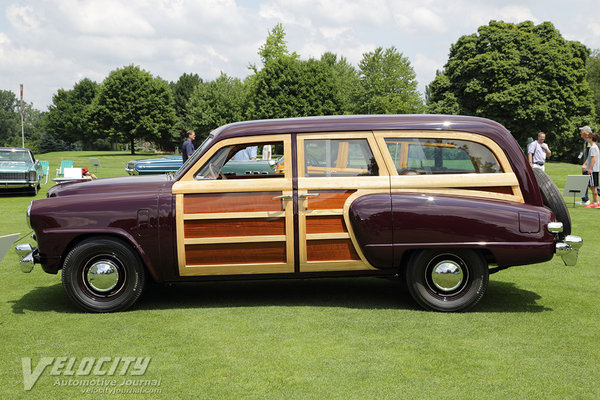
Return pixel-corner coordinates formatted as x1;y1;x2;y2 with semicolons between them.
60;231;159;283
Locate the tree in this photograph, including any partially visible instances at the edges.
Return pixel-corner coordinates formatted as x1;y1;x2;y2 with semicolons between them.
425;71;460;115
354;46;424;114
321;52;360;114
586;49;600;127
255;23;297;68
46;78;98;149
91;65;177;154
0;90;45;150
171;73;203;135
248;55;342;120
427;21;596;161
248;25;342;120
186;73;248;139
0;90;20;147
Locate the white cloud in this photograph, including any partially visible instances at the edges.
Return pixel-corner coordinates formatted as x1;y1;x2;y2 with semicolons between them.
0;0;598;110
57;0;155;36
6;4;41;31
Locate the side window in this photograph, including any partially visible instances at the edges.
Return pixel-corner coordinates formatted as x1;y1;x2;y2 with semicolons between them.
194;141;284;180
385;138;502;175
304;139;379;177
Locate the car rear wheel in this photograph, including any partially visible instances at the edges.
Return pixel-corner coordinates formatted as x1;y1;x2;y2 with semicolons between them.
404;249;488;312
62;237;146;312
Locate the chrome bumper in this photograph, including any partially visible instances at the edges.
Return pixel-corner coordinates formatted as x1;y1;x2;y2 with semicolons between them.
548;222;583;266
555;235;583;266
15;243;37;273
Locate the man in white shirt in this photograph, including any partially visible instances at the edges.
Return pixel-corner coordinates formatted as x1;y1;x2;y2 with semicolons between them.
527;132;551;171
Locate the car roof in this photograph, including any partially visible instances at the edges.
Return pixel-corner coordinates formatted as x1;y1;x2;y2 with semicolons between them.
210;114;511;142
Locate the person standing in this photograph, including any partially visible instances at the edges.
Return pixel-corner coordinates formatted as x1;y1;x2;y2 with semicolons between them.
262;144;272;160
232;145;257;160
182;130;196;162
584;132;600;208
576;126;593;205
527;132;551;171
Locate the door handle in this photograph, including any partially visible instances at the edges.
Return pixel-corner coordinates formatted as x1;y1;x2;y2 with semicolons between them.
272;194;293;200
298;193;319;199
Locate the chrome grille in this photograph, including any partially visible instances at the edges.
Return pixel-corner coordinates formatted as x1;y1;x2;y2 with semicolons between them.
0;172;28;181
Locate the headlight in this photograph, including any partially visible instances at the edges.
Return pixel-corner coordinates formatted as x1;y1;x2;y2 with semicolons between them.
26;202;32;228
29;170;37;181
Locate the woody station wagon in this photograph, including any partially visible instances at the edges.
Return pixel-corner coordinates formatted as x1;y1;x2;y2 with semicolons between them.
16;115;582;312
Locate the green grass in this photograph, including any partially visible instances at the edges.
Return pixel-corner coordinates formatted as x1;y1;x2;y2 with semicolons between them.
1;155;598;399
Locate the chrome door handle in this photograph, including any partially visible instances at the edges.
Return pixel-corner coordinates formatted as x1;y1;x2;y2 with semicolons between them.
298;193;319;199
272;194;293;200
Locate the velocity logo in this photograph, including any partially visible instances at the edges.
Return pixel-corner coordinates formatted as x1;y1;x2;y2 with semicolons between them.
21;357;151;391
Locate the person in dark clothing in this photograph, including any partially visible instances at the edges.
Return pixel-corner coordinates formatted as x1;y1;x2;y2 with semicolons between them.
182;130;196;162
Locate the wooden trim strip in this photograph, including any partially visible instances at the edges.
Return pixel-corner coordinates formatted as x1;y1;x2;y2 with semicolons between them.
176;194;186;271
180;263;293;276
304;209;344;216
185;235;286;245
306;233;350;240
389;173;518;188
298;176;390;190
174;179;290;194
184;211;287;220
390;188;522;203
300;260;371;272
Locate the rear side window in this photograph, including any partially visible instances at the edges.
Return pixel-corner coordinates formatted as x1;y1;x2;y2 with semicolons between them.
385;138;502;175
304;139;379;177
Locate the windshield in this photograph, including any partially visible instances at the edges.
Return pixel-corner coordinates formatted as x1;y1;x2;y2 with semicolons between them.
0;149;32;163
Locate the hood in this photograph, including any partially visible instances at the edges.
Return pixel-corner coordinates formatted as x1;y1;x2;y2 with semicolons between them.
47;174;174;198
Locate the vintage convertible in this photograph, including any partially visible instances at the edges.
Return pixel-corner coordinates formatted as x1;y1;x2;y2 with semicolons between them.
0;147;43;195
16;115;582;312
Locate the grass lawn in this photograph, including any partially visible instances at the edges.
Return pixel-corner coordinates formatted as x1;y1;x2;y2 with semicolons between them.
0;153;598;399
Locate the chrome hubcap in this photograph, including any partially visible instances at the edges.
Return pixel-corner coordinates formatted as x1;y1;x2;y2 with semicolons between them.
86;260;120;293
431;260;464;292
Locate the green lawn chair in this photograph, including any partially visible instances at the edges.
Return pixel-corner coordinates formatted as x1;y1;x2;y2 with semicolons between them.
39;160;50;184
56;160;74;177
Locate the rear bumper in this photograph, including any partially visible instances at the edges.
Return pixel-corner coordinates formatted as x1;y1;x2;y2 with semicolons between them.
555;235;583;266
548;222;582;266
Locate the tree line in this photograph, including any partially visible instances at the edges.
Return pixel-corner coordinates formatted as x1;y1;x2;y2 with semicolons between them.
1;21;599;161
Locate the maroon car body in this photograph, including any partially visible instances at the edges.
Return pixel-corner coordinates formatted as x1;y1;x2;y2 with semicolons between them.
17;115;581;312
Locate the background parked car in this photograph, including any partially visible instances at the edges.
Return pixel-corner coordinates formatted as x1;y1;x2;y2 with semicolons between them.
0;147;42;195
126;155;283;176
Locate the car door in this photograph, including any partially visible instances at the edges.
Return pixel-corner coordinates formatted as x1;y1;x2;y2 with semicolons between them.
295;132;391;272
172;134;294;276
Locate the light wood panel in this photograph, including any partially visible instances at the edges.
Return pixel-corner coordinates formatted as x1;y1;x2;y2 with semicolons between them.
306;239;360;261
305;215;347;234
184;192;283;214
185;242;286;265
184;217;285;238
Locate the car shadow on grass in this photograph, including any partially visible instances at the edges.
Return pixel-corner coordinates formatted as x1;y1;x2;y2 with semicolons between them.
137;278;550;313
10;278;550;314
9;283;77;314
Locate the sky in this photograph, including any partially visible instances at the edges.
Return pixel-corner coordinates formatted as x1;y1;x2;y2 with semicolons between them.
1;0;599;111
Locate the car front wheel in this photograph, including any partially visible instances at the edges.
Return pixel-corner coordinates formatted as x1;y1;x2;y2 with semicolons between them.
404;249;488;312
62;237;146;312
